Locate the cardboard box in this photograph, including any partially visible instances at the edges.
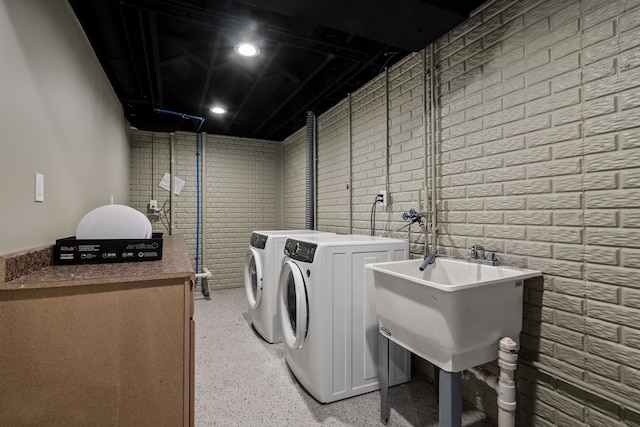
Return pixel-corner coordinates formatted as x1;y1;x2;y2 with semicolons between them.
53;233;163;264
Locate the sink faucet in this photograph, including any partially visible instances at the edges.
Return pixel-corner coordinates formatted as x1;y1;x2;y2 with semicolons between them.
470;245;484;259
419;250;437;271
468;245;497;266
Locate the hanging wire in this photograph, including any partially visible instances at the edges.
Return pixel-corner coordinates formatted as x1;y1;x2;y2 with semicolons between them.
370;194;384;236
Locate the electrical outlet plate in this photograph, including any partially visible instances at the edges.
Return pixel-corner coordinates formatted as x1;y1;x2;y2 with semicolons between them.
149;199;158;210
379;190;387;207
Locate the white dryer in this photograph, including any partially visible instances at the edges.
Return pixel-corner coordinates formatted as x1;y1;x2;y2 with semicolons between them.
244;230;334;343
278;234;411;403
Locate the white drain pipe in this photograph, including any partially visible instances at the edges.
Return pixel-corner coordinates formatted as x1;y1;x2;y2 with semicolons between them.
466;337;519;427
195;267;212;280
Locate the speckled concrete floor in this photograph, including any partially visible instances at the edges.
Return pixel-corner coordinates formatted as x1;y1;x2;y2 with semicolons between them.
194;288;495;427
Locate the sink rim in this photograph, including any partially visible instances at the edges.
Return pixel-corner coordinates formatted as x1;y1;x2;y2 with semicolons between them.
366;257;542;292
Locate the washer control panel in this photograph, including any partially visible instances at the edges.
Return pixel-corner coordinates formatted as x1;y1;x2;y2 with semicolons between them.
250;232;268;249
284;238;317;263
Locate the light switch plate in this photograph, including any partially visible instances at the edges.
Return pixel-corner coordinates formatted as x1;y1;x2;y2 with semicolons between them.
34;173;44;202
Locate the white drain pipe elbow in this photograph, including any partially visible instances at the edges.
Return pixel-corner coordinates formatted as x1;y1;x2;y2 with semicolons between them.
467;366;498;392
195;267;212;279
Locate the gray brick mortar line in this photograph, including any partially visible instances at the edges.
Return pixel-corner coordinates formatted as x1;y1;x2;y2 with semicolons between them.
522;359;640;415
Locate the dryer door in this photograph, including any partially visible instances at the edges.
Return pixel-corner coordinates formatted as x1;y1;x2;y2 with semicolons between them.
244;248;263;309
279;260;308;349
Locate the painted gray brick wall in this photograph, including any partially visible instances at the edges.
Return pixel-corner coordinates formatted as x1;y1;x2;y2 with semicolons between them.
350;74;390;235
204;134;279;288
130;130;279;290
282;127;307;229
282;0;640;424
311;52;434;254
317;98;351;234
433;0;640;424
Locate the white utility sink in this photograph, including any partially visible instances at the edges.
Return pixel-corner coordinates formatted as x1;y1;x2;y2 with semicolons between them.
366;258;541;372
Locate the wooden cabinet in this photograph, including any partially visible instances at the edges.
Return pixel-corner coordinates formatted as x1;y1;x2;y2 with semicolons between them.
0;236;195;426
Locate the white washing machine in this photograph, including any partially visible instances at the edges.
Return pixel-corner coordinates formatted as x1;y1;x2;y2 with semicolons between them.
278;234;411;403
244;230;334;343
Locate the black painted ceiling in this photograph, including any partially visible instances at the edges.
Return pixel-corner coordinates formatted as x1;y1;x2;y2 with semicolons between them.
69;0;486;140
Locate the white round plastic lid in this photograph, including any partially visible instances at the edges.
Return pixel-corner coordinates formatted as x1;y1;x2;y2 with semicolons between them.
76;204;152;239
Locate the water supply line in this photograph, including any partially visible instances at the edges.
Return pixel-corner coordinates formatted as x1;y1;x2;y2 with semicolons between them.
195;131;201;275
466;337;519;427
383;68;390;231
422;47;439;256
401;209;424;257
169;133;175;235
201;133;210;297
429;44;438;253
348;95;353;234
151;132;155;201
154;109;208;285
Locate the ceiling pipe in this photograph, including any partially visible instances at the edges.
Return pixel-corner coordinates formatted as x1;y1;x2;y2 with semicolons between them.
251;54;334;138
148;12;164;106
109;0;376;59
223;43;285;135
117;3;144;98
266;49;389;140
198;30;224;112
137;8;157;108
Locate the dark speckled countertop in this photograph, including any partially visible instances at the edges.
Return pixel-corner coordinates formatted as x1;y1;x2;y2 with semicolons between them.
1;235;194;290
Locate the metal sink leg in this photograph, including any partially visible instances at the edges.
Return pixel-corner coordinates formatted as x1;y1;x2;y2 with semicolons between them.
378;331;390;424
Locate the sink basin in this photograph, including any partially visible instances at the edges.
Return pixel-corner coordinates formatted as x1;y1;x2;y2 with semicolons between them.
366;258;541;372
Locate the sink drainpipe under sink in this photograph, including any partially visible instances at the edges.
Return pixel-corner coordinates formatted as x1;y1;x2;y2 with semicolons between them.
466;337;519;427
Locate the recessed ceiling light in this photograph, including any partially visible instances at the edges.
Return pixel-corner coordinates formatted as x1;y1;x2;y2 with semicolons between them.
210;106;227;114
234;43;260;57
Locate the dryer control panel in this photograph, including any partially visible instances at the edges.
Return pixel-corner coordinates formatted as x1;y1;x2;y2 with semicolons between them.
284;239;317;263
250;233;268;249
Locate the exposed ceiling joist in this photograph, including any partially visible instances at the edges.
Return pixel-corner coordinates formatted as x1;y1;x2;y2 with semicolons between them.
69;0;486;140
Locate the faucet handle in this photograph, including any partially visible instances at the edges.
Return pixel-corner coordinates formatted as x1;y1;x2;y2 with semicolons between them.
487;251;498;265
471;245;484;256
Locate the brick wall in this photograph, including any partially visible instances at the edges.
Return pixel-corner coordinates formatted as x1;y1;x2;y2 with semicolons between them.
311;53;433;254
316;98;351;234
130;130;279;289
282;127;307;229
127;0;640;423
282;0;640;424
433;0;640;424
349;74;390;235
